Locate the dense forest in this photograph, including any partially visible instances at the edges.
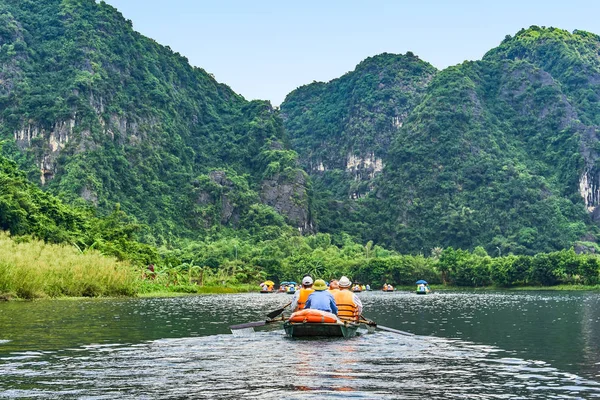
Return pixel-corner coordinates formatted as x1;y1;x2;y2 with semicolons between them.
282;27;600;256
0;0;598;297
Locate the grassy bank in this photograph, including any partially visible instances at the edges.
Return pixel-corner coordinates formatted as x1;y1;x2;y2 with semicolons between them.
0;232;259;300
137;282;256;296
0;232;137;299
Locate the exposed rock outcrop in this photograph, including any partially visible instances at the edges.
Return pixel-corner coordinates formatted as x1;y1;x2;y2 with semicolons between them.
261;170;313;232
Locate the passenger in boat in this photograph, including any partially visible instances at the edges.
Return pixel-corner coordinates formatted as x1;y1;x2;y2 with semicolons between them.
291;275;314;311
328;279;340;293
333;276;363;321
304;279;338;315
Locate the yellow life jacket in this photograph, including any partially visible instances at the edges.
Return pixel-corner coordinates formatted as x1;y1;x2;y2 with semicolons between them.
333;289;358;321
296;288;314;311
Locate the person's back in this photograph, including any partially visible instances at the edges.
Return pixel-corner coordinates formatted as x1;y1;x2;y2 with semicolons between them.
291;276;314;311
304;279;338;314
333;289;358;321
334;276;362;321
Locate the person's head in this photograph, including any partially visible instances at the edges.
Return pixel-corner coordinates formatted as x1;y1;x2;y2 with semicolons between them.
302;276;313;288
338;276;351;289
313;279;327;291
329;280;339;290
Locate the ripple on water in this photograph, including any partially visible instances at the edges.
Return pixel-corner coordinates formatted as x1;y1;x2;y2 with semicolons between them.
1;291;599;398
1;331;599;399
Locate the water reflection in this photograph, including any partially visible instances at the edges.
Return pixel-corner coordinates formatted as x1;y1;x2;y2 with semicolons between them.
1;332;599;399
0;291;599;398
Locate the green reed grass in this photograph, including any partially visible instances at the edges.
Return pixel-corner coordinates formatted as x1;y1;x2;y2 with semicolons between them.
0;232;137;299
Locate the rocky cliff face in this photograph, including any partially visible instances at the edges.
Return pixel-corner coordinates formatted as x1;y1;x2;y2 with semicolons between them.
260;169;313;232
282;53;436;202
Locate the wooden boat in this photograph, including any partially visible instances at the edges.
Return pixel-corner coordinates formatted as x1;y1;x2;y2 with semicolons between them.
283;309;360;338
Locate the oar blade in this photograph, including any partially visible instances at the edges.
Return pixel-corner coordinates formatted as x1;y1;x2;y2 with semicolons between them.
266;307;285;319
229;320;267;330
266;301;292;319
359;315;415;336
375;325;414;336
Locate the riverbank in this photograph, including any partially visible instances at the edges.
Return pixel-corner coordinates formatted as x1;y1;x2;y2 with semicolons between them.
374;284;600;293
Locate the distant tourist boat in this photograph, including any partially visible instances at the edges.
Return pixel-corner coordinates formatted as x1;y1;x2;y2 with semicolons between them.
416;280;431;295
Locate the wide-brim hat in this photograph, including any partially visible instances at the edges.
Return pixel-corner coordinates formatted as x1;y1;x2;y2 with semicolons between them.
313;279;327;291
338;276;351;287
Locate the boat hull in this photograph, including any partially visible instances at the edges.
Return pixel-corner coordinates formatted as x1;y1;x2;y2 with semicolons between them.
283;321;359;338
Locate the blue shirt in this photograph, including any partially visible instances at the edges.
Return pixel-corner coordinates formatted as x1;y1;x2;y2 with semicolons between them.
305;290;338;314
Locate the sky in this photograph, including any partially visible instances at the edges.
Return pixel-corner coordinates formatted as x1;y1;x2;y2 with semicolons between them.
101;0;600;106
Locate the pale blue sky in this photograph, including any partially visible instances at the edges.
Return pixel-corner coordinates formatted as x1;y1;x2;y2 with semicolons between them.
101;0;599;106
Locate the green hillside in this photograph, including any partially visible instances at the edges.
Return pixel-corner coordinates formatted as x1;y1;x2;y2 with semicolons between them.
283;26;600;255
0;0;307;243
1;2;599;261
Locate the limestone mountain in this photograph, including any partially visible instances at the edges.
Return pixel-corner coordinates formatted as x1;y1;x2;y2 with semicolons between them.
281;53;436;199
0;0;311;242
283;27;600;255
1;2;599;259
280;53;436;233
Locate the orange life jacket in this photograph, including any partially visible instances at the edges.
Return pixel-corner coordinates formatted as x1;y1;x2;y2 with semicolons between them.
296;288;314;310
333;289;358;321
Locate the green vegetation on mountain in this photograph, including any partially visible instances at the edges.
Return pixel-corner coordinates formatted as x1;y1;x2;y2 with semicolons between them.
283;26;600;257
0;0;598;298
0;0;306;243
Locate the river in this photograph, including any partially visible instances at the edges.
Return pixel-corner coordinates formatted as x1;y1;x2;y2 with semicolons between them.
0;291;599;399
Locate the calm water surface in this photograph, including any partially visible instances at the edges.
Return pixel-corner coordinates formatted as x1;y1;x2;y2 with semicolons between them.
0;291;599;399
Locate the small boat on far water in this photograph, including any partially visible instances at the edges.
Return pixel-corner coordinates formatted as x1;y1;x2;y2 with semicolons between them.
283;309;360;338
416;280;431;295
382;283;395;292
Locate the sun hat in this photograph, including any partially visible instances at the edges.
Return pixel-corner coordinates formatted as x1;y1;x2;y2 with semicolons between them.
313;279;327;291
338;276;351;288
302;276;313;286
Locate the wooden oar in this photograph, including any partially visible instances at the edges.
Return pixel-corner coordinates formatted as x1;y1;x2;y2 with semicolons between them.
266;301;292;319
230;315;285;330
360;316;415;337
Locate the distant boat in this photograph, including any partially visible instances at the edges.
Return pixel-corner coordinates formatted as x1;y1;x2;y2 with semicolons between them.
416;280;431;295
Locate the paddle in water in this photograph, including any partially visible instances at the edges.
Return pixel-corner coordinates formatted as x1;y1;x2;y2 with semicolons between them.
229;305;289;332
360;315;415;336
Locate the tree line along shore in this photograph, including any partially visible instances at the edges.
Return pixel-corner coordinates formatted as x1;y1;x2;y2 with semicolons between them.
1;231;599;301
